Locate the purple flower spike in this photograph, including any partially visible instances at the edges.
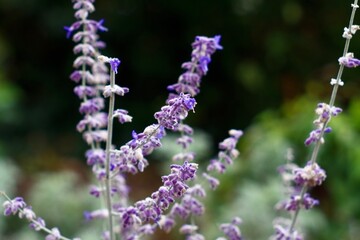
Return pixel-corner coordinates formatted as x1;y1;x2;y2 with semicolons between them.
154;93;197;130
167;35;222;96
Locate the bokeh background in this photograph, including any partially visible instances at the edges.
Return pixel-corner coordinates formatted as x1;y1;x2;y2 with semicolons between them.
1;0;360;239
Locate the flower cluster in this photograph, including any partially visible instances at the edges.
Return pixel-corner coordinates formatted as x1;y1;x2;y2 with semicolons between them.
338;52;360;68
154;93;196;130
275;161;326;214
167;35;223;97
304;103;342;146
203;129;243;189
217;217;243;240
157;130;242;239
293;161;326;187
111;161;199;239
271;218;303;240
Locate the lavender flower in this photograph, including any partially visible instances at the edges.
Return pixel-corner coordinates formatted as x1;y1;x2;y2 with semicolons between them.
45;228;61;240
29;217;46;231
158;215;176;232
84;209;109;221
1;192;79;240
114;161;198;237
204;129;243;190
338;52;360;68
179;224;205;240
113;109;133;124
167;35;223;96
154;93;196;130
304;102;342;146
202;172;220;190
272;219;303;240
98;55;121;74
18;206;36;220
279;193;319;211
218;217;243;240
293;161;326;187
3;197;26;216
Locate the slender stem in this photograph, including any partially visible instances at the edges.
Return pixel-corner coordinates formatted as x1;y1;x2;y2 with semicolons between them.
105;69;116;240
288;186;308;235
287;1;359;238
0;192;72;240
329;0;358;108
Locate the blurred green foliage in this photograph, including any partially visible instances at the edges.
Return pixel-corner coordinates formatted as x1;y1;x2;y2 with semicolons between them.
1;170;103;240
199;93;360;239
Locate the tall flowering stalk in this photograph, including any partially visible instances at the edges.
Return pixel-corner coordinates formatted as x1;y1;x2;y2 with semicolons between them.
272;1;360;239
110;36;223;239
1;191;80;240
65;1;131;240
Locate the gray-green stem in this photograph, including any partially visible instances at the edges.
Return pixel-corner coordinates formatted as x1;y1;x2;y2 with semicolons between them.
0;192;73;240
105;69;116;240
287;1;359;237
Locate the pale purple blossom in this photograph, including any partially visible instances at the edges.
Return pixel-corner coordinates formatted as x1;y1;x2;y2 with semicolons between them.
3;197;26;216
218;217;243;240
113;109;133;123
158;215;176;232
86;148;106;165
172;152;196;162
103;84;129;97
272;222;303;240
293;162;326;187
29;217;46;231
89;185;103;198
279;193;319;211
84;209;109;221
202;172;220;190
45;227;61;240
18;206;36;220
338;52;360;67
74;86;97;98
304;127;332;146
